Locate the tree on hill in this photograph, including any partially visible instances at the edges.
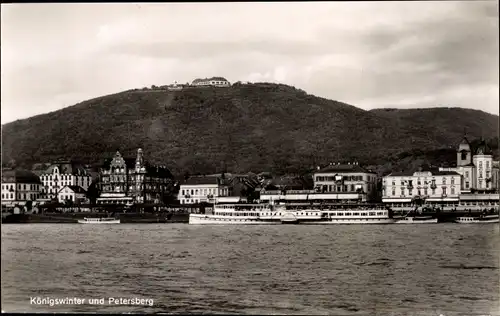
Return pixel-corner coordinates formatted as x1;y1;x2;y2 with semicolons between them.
1;83;498;177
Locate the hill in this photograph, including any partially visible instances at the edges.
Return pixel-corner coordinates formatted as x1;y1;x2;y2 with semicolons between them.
2;83;498;175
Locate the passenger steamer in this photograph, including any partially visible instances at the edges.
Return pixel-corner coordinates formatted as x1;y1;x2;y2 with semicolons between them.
455;214;499;224
188;203;395;225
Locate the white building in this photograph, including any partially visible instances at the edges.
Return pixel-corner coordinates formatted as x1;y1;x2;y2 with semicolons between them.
382;169;461;211
191;77;230;87
440;136;497;192
260;162;378;203
179;176;231;204
1;169;42;209
39;161;93;200
313;162;378;202
57;185;87;204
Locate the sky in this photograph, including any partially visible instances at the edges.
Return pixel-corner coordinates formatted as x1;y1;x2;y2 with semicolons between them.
1;1;499;124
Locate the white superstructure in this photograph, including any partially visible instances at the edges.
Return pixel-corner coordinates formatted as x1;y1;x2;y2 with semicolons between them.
77;217;120;224
455;214;499;224
189;203;396;225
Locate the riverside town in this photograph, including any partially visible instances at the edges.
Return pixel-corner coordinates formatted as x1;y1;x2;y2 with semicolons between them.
2;130;499;224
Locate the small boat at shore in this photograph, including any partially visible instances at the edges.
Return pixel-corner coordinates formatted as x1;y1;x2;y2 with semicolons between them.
455;214;499;224
395;209;438;224
77;217;120;224
395;216;438;224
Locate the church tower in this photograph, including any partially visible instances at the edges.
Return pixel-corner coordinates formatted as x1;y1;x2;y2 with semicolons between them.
457;134;472;167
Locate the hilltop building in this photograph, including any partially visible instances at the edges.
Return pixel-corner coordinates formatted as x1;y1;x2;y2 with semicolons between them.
97;149;174;205
1;169;42;209
38;160;92;200
191;77;230;87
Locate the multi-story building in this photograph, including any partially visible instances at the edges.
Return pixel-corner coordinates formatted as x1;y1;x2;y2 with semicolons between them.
1;169;42;208
313;162;378;202
260;162;378;203
436;136;499;210
191;77;230;87
57;185;87;204
440;136;497;192
97;149;174;204
179;176;231;204
382;169;461;211
39;160;93;200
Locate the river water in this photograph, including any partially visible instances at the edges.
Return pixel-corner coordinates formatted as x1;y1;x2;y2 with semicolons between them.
2;224;499;315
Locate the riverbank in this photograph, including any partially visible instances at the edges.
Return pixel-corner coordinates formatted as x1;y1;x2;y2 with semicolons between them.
2;212;190;224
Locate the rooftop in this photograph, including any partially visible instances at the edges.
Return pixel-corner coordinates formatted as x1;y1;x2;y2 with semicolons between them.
43;161;89;176
61;185;87;194
2;169;42;184
315;163;375;174
182;176;223;185
388;169;461;177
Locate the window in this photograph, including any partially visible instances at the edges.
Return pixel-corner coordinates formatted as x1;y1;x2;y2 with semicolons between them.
451;178;455;184
424;188;428;196
461;152;467;160
442;178;446;185
432;188;436;195
442;188;447;195
182;190;185;195
465;171;469;178
451;187;455;194
392;189;395;196
465;182;469;189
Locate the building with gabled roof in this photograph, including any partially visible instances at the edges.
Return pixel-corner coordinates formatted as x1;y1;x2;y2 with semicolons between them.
57;185;87;204
38;160;93;200
97;149;174;205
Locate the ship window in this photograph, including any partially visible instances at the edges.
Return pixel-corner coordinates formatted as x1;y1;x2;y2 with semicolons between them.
345;212;351;216
338;213;343;216
369;212;376;216
353;212;359;216
377;212;383;215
